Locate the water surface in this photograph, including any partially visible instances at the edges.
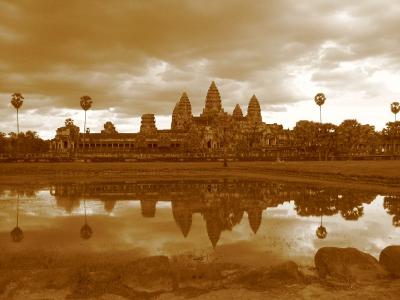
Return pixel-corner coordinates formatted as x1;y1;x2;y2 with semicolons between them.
1;180;399;266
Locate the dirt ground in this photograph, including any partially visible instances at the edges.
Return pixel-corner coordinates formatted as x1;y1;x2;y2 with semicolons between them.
0;161;399;193
1;250;400;300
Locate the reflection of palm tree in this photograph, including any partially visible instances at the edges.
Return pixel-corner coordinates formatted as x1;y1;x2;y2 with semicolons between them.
316;215;327;239
10;194;24;243
391;102;400;122
314;93;326;123
80;199;93;240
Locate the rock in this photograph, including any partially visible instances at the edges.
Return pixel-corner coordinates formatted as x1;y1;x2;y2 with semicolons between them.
236;261;303;290
315;247;387;281
379;245;400;277
121;256;175;292
266;261;303;282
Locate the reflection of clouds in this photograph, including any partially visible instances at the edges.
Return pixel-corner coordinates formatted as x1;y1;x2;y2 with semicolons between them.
1;189;400;266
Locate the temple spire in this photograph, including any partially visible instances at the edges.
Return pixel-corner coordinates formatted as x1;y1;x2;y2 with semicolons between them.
233;104;244;119
171;92;193;130
201;81;223;117
247;94;262;124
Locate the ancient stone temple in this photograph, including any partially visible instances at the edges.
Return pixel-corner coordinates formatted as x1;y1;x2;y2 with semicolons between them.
50;81;293;160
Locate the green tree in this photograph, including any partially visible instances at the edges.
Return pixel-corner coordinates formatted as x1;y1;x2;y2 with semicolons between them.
293;121;319;157
336;120;376;157
382;121;400;154
319;123;337;160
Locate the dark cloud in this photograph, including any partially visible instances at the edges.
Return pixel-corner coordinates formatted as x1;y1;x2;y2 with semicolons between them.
0;0;400;137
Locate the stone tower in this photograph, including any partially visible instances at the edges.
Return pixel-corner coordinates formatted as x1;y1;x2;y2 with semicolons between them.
140;114;157;134
232;104;244;119
247;95;262;124
201;81;223;117
171;92;193;130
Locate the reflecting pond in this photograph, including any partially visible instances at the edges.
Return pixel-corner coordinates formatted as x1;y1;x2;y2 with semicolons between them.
1;180;400;266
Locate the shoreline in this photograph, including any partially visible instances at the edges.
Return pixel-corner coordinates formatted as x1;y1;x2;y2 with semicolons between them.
1;248;400;299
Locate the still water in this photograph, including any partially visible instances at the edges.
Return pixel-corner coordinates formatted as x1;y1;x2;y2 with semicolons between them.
1;180;399;266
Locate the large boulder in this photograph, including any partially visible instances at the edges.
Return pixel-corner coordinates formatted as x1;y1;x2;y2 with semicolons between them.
379;245;400;277
315;247;387;282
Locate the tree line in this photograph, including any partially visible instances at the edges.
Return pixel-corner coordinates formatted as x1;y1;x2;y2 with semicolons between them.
0;131;49;154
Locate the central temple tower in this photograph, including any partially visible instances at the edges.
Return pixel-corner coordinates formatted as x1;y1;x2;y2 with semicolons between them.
200;81;224;117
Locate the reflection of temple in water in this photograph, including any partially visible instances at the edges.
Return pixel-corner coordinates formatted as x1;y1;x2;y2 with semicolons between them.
47;180;385;247
384;196;400;227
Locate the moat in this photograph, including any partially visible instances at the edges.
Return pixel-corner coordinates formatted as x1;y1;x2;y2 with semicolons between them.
2;180;399;265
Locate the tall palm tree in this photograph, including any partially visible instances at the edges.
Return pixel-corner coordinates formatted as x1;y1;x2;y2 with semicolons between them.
11;93;24;134
80;95;93;152
314;93;326;123
11;93;24;154
391;101;400;122
314;93;326;161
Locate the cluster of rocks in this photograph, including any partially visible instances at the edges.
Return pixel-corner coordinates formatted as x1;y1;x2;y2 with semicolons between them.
2;246;400;299
315;245;400;282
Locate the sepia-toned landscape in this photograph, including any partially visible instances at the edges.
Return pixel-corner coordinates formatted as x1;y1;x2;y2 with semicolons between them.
1;1;400;299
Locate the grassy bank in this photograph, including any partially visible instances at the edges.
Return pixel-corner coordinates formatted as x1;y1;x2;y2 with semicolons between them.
0;161;399;192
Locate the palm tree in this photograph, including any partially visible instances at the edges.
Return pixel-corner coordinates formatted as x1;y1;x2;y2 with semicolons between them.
11;93;24;154
314;93;326;160
80;95;93;152
391;102;400;122
11;93;24;134
314;93;326;123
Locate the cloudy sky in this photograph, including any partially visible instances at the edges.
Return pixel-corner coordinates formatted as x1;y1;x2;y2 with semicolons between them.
1;0;400;139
